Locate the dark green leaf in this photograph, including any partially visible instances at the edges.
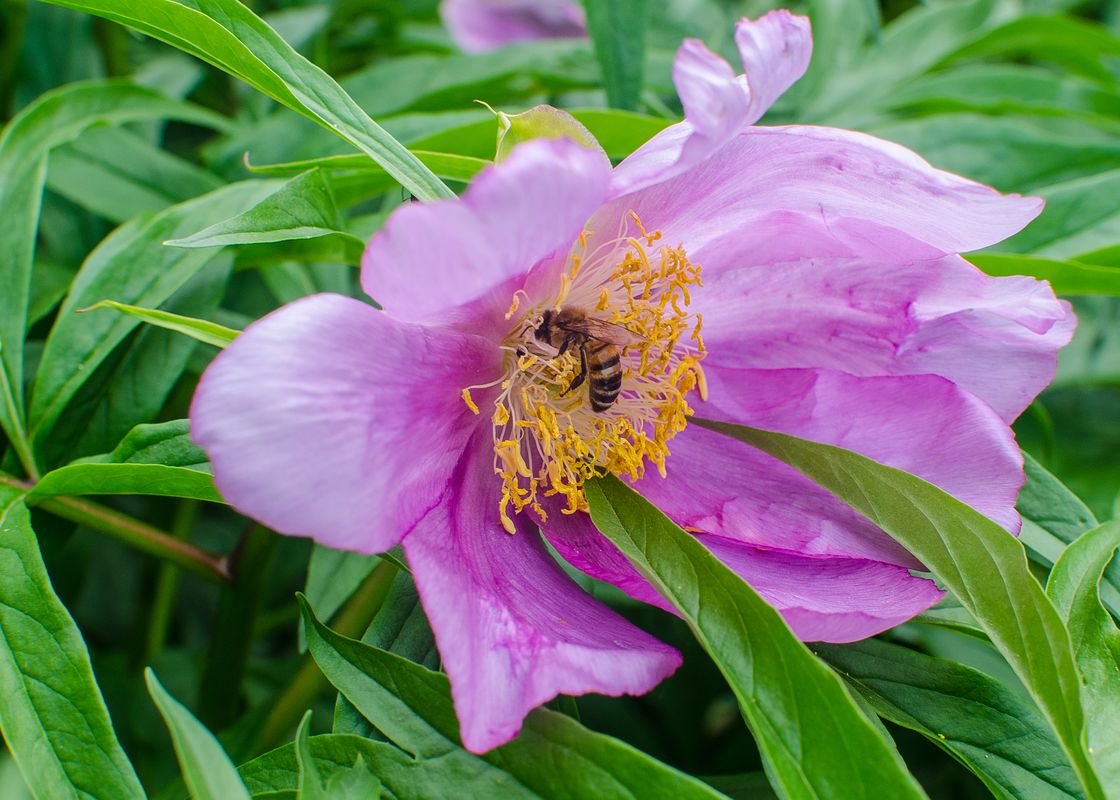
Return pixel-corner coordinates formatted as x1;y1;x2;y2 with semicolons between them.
300;597;724;799
584;476;926;800
0;485;144;799
300;546;380;653
818;638;1083;800
1047;522;1120;791
693;419;1106;799
145;668;251;800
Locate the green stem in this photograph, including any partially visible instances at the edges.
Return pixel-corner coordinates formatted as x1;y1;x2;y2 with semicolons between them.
141;500;199;666
91;16;130;77
23;487;230;583
198;524;278;729
0;365;39;480
247;560;397;756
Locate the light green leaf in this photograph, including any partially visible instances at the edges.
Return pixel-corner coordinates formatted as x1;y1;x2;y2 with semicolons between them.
693;419;1106;800
584;476;927;800
295;711;327;800
1047;522;1120;795
585;0;649;111
30;418;220;503
495;104;605;162
0;485;144;799
29;180;277;454
145;668;251;800
246;150;489;184
323;755;381;799
0;80;229;475
970;254;1120;297
166;169;363;257
39;0;453;202
818;638;1084;800
80;300;238;349
300;597;724;799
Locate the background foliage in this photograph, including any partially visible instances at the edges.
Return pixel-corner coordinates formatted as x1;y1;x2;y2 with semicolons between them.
0;0;1118;797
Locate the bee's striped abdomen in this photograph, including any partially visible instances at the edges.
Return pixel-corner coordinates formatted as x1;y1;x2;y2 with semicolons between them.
587;341;623;412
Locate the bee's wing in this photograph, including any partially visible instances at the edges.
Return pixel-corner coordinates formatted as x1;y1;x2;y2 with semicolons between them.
558;317;643;347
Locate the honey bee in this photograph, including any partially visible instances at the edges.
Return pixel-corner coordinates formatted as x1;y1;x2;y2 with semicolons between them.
534;308;641;412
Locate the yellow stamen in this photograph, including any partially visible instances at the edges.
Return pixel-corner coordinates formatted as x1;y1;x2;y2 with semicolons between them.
470;213;706;529
461;388;480;415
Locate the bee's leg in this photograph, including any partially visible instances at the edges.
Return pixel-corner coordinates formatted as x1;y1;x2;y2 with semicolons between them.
563;346;589;395
557;333;576;358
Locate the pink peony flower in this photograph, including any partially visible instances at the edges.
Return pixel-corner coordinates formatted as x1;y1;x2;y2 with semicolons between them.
191;12;1074;753
440;0;587;52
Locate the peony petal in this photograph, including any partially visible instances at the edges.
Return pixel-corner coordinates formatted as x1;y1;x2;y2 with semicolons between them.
440;0;586;52
609;12;811;196
693;254;1073;421
362;138;611;337
636;368;1023;566
405;429;682;753
190;294;500;554
700;537;944;643
602;125;1042;262
735;11;813;124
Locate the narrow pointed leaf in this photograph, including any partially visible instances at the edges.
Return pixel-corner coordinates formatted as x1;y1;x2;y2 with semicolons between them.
38;0;453;201
584;476;927;800
1047;522;1120;794
694;419;1105;800
0;485;144;799
295;711;327;800
80;300;238;349
584;0;649;110
145;668;251;800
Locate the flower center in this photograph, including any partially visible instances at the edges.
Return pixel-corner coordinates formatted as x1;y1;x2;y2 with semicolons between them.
463;214;706;533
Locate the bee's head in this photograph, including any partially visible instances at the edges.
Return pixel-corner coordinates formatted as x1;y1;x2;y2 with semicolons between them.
533;310;554;343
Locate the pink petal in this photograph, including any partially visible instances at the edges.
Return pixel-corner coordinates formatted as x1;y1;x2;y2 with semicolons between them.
637;368;1023;564
735;11;814;124
694;253;1072;422
362;138;610;338
610;12;811;196
440;0;586;52
405;429;682;753
190;294;499;554
602;125;1042;262
700;537;944;642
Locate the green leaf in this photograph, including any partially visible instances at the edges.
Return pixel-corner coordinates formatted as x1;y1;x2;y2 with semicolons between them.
0;485;145;799
970;254;1120;297
39;0;453;202
295;711;326;800
584;476;926;800
166;169;364;259
1001;168;1120;258
818;638;1084;800
247;150;489;185
0;80;229;475
300;597;724;800
323;755;381;799
495;104;605;162
300;546;380;653
28;180;277;454
693;419;1106;800
46;125;223;224
29;418;220;502
80;300;239;349
31;465;220;503
1047;522;1120;793
584;0;649;111
145;668;252;800
239;733;454;800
